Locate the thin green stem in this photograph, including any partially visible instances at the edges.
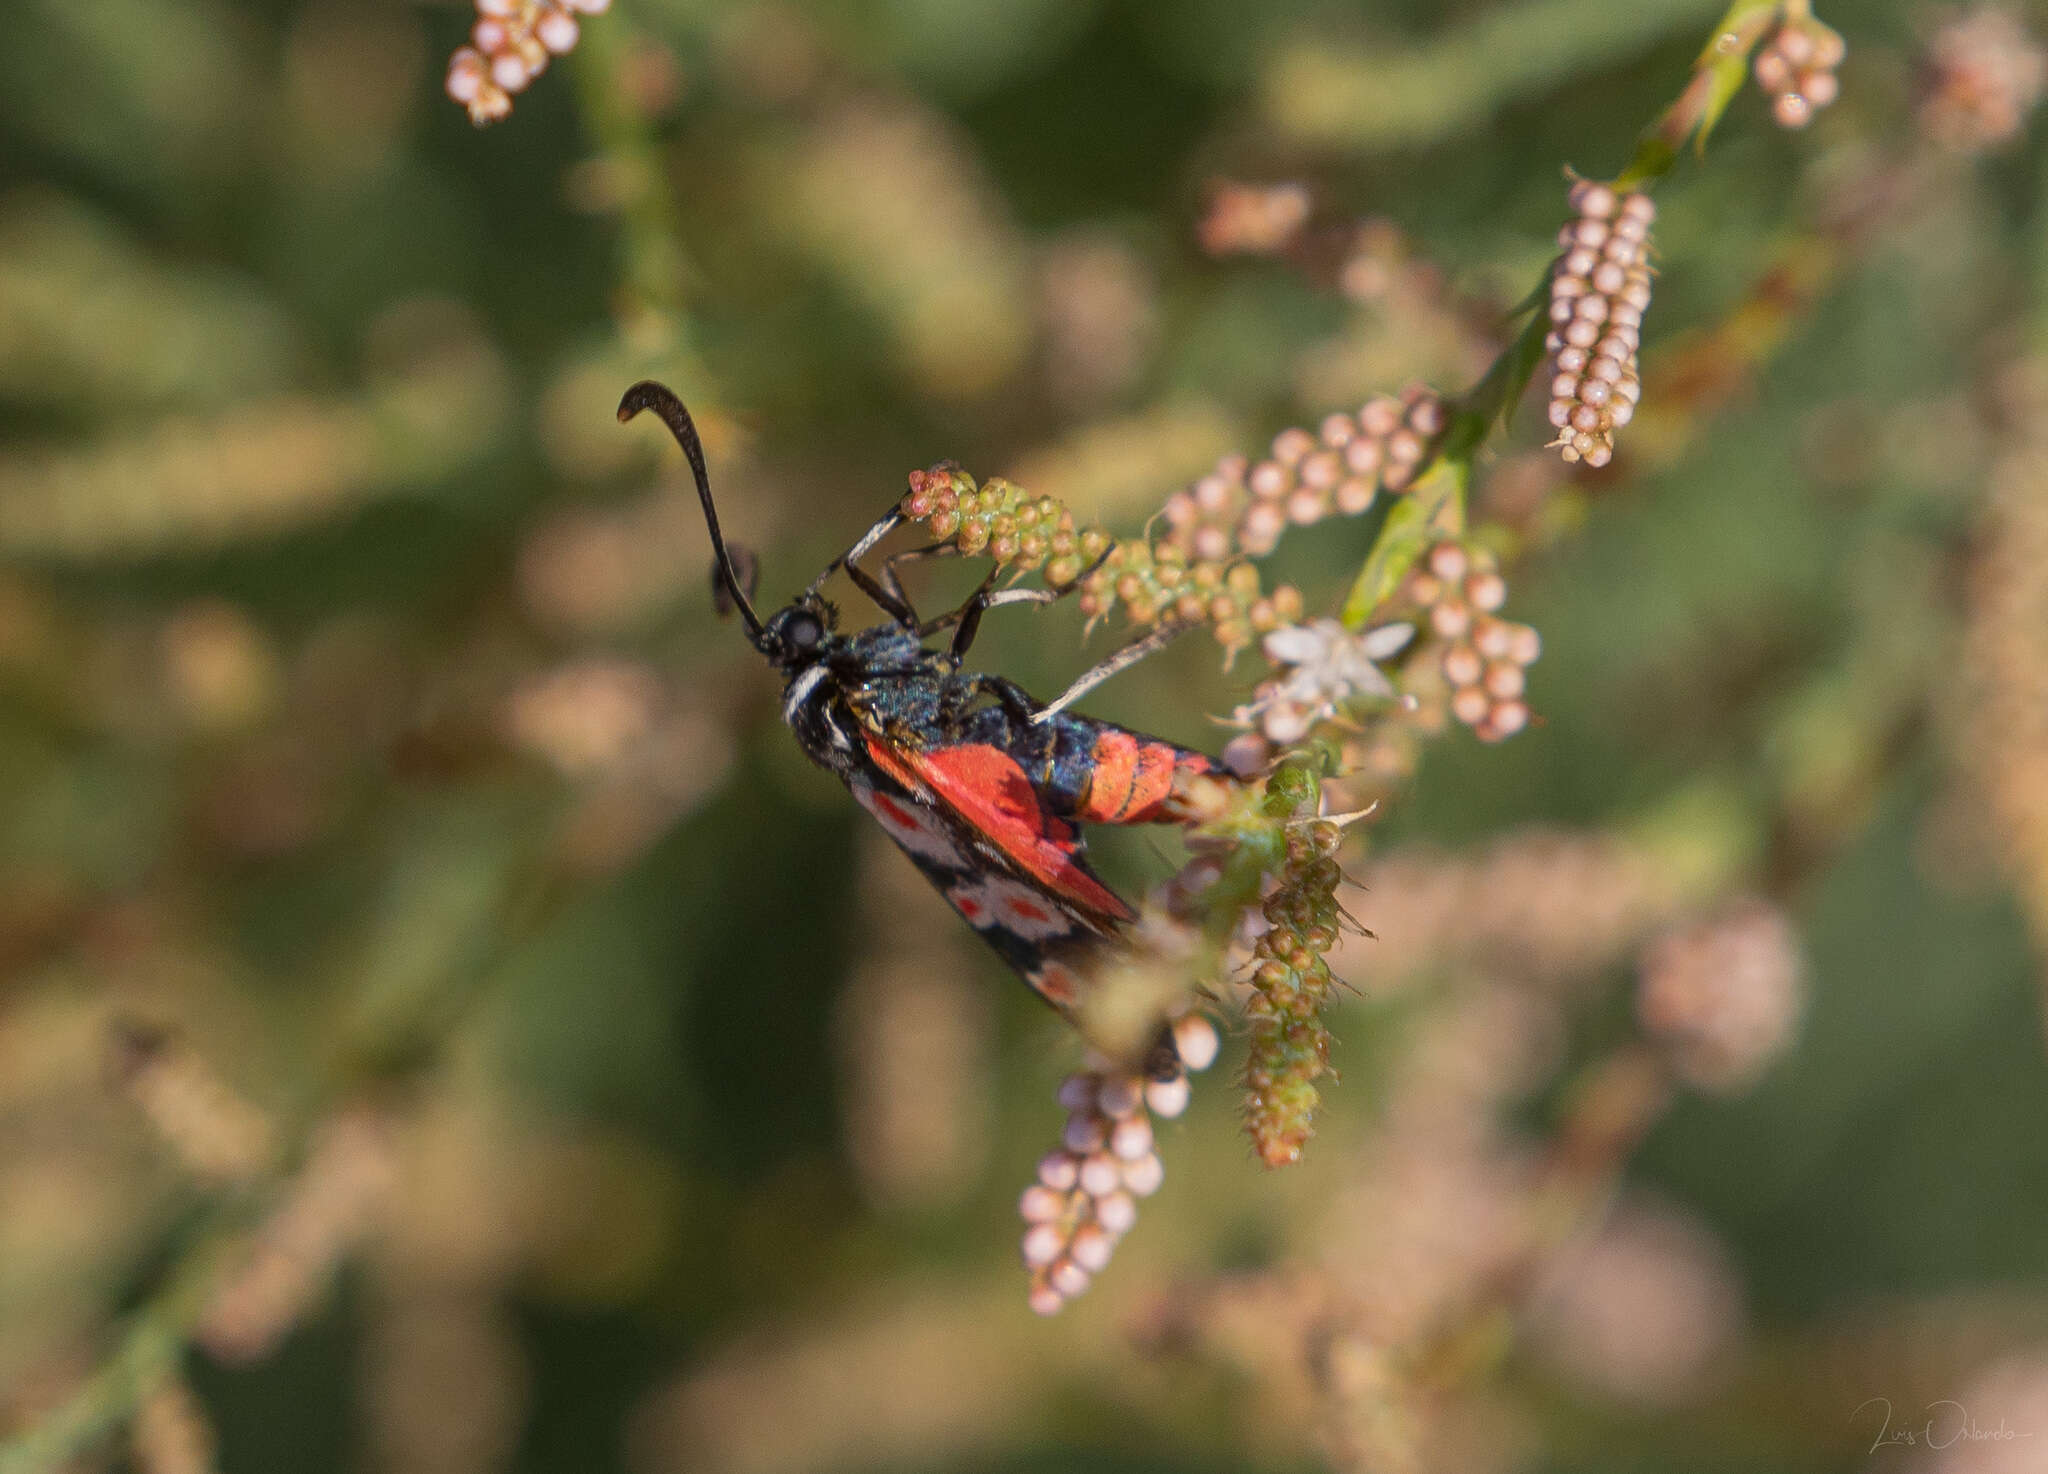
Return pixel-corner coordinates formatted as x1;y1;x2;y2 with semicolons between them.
0;1213;246;1474
567;22;698;357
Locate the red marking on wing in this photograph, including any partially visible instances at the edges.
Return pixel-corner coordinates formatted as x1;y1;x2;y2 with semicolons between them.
1080;732;1207;823
865;739;1133;922
870;792;911;825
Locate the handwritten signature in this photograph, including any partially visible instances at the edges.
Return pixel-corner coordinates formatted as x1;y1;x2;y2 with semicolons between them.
1853;1398;2035;1454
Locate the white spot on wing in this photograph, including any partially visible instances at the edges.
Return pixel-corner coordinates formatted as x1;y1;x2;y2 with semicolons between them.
945;875;1072;941
850;776;967;866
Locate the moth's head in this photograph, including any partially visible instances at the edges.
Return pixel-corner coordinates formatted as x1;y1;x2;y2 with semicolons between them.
759;595;835;670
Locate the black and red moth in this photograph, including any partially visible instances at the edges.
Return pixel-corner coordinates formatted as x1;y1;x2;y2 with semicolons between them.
620;381;1214;1070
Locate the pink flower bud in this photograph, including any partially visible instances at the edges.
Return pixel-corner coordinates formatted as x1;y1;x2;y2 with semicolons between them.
1020;1185;1068;1223
1569;181;1618;218
1122;1152;1165;1196
1426;542;1468;581
1442;642;1483;688
1027;1281;1066;1316
1048;1258;1091;1297
1173;1014;1220;1072
1069;1223;1115;1272
1359;397;1402;436
1062;1113;1107;1154
490;51;531;93
1144;1075;1190;1118
1451;686;1491;725
1079;1151;1123;1197
1038;1151;1080;1191
1096;1075;1144;1118
1464;570;1506;612
536;9;580;54
1095;1191;1138;1235
1021;1223;1065;1267
1270;427;1315;466
446;50;487;102
1110;1116;1154;1161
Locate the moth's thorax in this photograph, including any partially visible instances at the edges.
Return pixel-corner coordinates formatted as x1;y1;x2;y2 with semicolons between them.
777;622;948;769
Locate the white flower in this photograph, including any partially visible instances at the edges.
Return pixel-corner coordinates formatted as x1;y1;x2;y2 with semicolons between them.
1234;619;1415;741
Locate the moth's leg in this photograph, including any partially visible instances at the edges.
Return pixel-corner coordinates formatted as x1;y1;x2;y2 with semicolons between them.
843;559;920;627
925;566;1000;652
928;546;1116;658
879;541;957;610
1030;620;1191;724
802;508;905;609
957;672;1044;725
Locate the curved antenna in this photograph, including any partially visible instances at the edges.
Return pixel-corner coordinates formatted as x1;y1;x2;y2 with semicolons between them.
617;380;766;642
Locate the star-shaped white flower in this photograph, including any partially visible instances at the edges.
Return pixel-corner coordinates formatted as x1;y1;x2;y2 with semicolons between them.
1235;619;1415;742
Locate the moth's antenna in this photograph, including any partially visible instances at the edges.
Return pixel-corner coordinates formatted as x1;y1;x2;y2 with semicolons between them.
617;381;765;643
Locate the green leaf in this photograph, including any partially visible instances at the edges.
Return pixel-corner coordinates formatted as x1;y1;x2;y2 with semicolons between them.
1340;463;1465;629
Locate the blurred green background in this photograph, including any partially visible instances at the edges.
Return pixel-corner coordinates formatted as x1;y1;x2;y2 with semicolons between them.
5;1;2048;1472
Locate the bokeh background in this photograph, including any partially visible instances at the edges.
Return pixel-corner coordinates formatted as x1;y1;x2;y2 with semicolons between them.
5;1;2048;1471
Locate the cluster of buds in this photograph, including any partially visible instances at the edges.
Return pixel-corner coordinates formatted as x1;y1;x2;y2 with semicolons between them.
896;387;1449;664
1240;774;1347;1167
1753;11;1846;129
1080;544;1306;661
109;1020;277;1183
1165;389;1447;562
445;0;611;126
1065;390;1445;660
899;467;1108;590
1918;6;2046;152
1404;542;1540;743
1019;1014;1220;1314
1545;183;1654;469
894;463;1293;660
1196;181;1313;257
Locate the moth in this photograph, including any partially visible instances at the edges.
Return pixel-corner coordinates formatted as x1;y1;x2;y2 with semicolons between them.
619;381;1215;1071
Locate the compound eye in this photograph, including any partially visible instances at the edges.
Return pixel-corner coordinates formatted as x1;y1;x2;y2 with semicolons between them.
786;614;824;652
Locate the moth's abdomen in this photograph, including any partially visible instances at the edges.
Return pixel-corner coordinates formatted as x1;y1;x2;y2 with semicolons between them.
1071;730;1212;825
